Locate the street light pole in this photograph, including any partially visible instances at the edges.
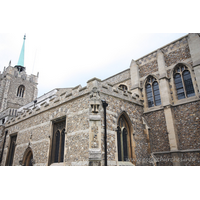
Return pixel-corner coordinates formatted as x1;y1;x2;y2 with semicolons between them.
102;100;108;166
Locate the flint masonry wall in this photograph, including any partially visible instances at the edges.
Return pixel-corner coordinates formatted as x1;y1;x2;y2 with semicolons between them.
1;85;91;166
173;101;200;151
144;110;170;152
99;82;150;166
102;69;131;89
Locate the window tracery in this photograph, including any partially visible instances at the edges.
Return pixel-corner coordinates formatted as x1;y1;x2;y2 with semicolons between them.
51;121;66;164
117;115;130;162
145;76;161;108
174;64;195;100
6;135;17;166
17;85;25;97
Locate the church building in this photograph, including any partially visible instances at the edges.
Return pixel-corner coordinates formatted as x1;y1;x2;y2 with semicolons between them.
0;33;199;166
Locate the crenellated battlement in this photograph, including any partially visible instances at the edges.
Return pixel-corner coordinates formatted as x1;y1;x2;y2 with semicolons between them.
0;65;38;85
5;78;143;127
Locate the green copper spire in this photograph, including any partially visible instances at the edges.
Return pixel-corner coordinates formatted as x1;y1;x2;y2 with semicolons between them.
17;34;26;67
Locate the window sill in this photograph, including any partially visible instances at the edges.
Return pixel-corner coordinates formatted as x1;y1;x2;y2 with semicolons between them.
173;95;200;107
143;105;164;114
50;162;65;166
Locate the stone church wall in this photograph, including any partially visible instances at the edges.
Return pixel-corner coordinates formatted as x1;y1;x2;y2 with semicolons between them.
100;93;149;166
102;69;130;86
1;33;200;166
7;75;37;109
144;110;170;152
173;101;200;150
1;90;90;166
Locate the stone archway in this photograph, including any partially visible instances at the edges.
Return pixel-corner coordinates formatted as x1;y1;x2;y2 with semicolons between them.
22;147;34;166
116;112;136;165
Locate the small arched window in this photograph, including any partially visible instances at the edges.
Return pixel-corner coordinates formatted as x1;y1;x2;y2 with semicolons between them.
17;85;25;97
24;150;33;166
146;77;161;108
117;115;130;162
119;84;128;92
51;128;65;164
174;64;195;100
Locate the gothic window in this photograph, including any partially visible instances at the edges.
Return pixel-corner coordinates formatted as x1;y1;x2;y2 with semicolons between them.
117;115;130;162
17;85;25;97
174;64;195;100
6;135;17;166
24;150;33;166
146;77;161;108
119;84;128;92
51;121;66;164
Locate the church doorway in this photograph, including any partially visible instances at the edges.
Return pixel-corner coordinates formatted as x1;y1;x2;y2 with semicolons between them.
117;114;132;162
23;148;33;166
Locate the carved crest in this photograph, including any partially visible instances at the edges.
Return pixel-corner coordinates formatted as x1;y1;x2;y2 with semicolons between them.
90;87;101;113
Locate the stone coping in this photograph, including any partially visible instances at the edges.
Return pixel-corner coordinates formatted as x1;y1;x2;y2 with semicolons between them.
87;77;101;83
135;34;188;63
5;80;143;127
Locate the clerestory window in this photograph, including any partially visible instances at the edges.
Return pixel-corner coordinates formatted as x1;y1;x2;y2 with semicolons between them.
146;76;161;108
174;64;195;100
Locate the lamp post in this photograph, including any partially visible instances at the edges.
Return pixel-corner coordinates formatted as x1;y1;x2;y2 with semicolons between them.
102;100;108;166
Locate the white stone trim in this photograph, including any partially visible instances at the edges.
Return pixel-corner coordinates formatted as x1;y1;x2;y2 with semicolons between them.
18;121;50;133
67;129;89;137
67;109;89;118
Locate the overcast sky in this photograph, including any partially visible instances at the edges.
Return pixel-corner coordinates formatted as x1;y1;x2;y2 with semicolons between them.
0;0;197;97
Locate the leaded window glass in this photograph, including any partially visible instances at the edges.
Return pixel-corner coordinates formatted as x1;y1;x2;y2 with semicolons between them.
174;64;195;100
145;77;161;108
6;135;17;166
51;121;66;164
117;115;130;162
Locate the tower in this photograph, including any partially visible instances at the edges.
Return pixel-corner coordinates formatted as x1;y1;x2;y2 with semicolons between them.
0;35;39;125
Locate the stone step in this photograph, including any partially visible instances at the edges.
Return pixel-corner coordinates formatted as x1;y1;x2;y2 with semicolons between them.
118;161;135;166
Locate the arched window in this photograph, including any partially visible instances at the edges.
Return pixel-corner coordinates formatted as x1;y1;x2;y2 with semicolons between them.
6;135;17;166
119;84;128;92
24;150;33;166
51;120;66;164
146;76;161;108
17;85;25;97
117;115;130;162
174;64;195;100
